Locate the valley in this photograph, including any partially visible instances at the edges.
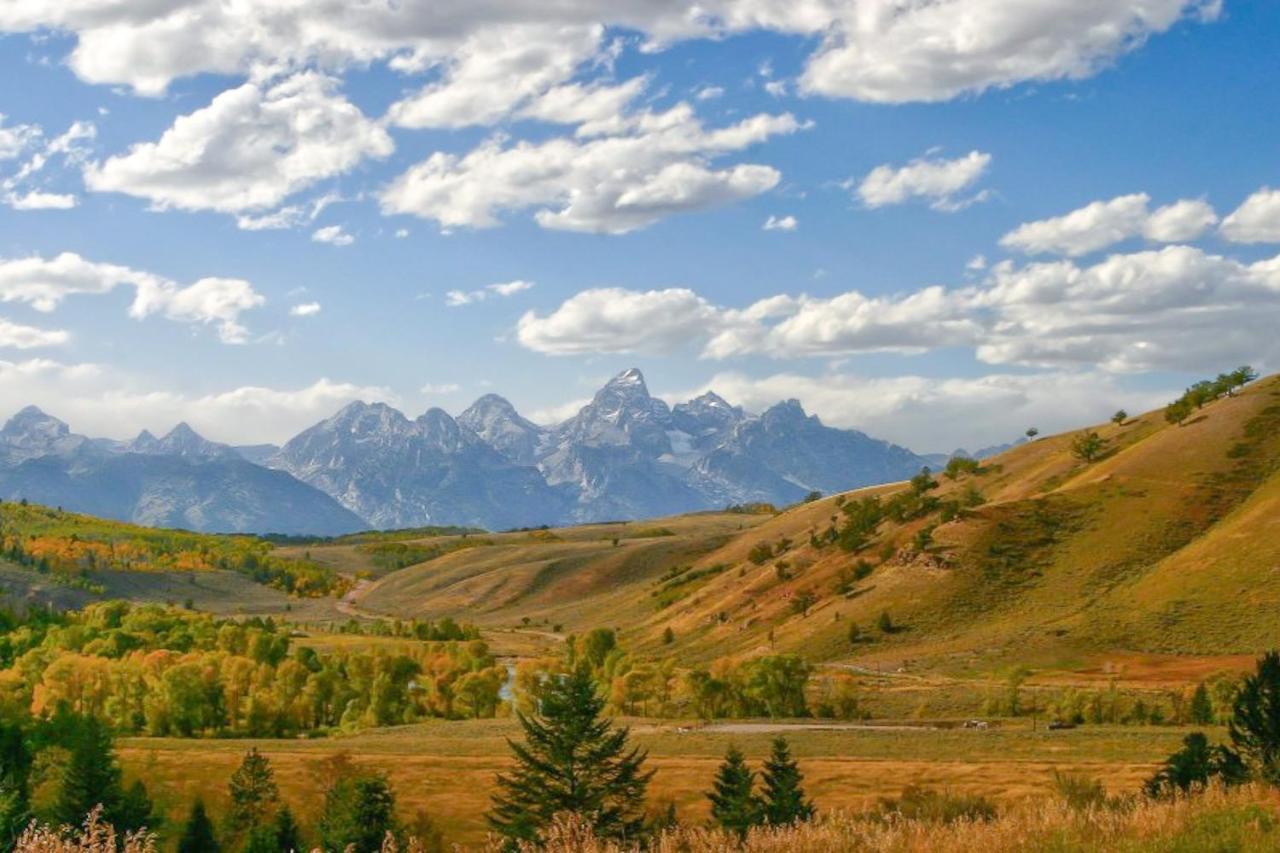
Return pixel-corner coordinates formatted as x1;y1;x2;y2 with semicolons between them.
0;370;1276;849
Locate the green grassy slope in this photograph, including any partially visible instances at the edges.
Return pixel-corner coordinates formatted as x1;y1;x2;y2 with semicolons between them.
338;375;1280;671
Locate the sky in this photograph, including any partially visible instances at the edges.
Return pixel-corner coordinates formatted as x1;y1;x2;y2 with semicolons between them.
0;0;1278;453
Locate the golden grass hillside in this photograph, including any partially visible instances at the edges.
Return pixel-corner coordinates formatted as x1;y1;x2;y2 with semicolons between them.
332;374;1280;672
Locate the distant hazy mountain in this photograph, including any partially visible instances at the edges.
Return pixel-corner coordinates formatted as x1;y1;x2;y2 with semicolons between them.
0;408;364;535
271;401;568;530
2;368;937;534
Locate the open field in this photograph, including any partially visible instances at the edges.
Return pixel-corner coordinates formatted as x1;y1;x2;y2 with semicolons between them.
118;718;1195;846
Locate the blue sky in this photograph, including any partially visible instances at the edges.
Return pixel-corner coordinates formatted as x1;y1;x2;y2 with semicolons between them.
0;0;1277;452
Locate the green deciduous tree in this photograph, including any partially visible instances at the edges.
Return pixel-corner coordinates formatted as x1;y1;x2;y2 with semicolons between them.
707;746;760;838
759;738;814;826
488;664;652;846
1071;431;1106;462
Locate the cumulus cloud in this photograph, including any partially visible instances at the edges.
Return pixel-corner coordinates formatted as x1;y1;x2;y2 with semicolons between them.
0;1;1215;107
311;225;354;246
85;73;392;215
445;280;535;307
1221;188;1280;244
856;150;991;211
680;370;1173;453
1000;193;1217;256
290;302;321;317
0;252;264;343
0;318;68;349
798;0;1221;103
380;103;803;234
387;24;604;129
516;287;721;354
5;191;77;210
515;245;1280;373
0;357;390;444
763;214;797;231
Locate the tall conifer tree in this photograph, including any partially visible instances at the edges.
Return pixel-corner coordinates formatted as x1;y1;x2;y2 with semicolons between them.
488;663;652;846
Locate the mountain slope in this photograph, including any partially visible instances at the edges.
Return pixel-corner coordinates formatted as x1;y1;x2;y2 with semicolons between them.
336;373;1280;669
0;409;365;535
272;401;568;530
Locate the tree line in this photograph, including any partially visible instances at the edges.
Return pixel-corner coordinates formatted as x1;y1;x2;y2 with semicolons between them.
0;501;346;596
0;603;502;738
1164;366;1258;426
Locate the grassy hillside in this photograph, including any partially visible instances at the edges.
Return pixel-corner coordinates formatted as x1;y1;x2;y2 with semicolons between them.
0;501;348;599
332;373;1280;675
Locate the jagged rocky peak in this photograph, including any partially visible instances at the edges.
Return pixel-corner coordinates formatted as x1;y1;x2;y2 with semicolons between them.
2;405;70;443
458;394;544;466
128;422;232;459
672;390;745;435
415;407;472;451
760;398;814;427
324;400;416;437
555;367;673;453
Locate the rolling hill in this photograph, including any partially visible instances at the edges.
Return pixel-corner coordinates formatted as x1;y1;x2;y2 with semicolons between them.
337;372;1280;671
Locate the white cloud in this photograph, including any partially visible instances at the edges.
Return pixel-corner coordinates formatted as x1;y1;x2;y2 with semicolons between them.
311;225;354;246
798;0;1221;103
1221;188;1280;244
380;103;802;234
763;214;797;231
0;252;264;343
2;118;95;210
290;302;322;317
0;318;68;349
966;254;988;271
446;280;536;307
705;287;982;359
395;228;410;239
420;382;461;394
516;287;721;354
527;397;592;426
5;190;77;210
0;0;1216;108
695;86;725;101
683;370;1172;454
856;150;991;211
85;73;392;215
387;24;603;129
1001;193;1217;256
515;245;1280;373
0;116;39;160
0;357;390;444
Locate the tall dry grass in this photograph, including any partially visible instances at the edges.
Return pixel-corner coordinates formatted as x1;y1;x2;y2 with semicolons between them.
486;785;1280;853
15;786;1280;853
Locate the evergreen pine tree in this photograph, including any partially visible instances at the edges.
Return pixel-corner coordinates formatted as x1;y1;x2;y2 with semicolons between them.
1190;682;1214;725
319;772;397;853
488;663;653;846
273;805;303;853
177;799;219;853
0;720;32;849
759;738;814;825
54;715;137;831
228;748;279;834
706;746;761;838
1229;651;1280;784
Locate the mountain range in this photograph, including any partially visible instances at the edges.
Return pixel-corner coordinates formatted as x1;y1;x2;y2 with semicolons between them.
0;368;943;534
